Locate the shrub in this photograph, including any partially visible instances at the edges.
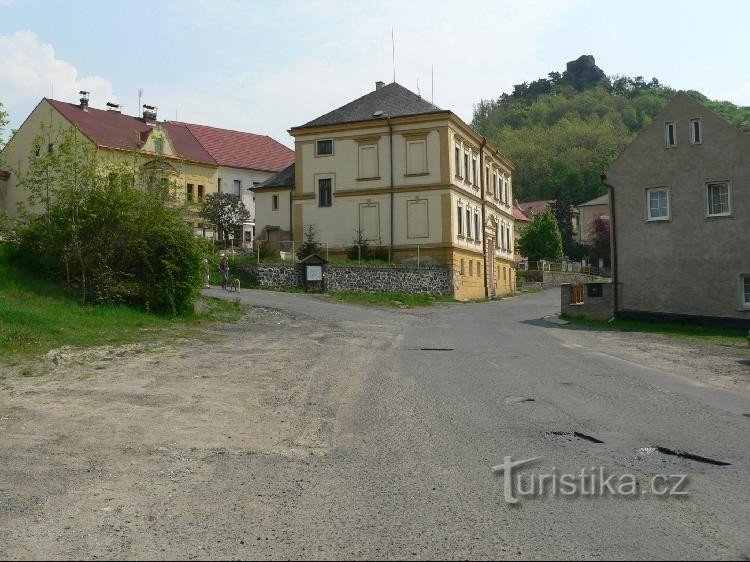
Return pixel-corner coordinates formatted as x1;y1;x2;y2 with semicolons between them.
14;125;204;315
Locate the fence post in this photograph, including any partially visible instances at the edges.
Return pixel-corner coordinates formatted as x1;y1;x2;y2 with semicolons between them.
417;245;420;268
358;244;361;265
257;241;261;264
325;242;329;262
292;240;295;262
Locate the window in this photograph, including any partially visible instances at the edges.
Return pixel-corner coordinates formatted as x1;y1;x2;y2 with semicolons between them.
506;227;511;251
318;178;332;207
272;195;279;211
154;137;164;154
455;147;461;177
466;209;472;239
186;183;194;203
474;212;480;241
218;178;222;193
485;167;490;189
460;259;465;275
469;260;473;276
477;260;481;277
665;122;676;147
500;224;505;250
464;154;469;182
197;185;205;202
233;179;241;195
707;182;730;216
691;118;702;144
646;187;670;221
742;275;750;308
472;158;478;186
316;139;333;156
457;204;463;236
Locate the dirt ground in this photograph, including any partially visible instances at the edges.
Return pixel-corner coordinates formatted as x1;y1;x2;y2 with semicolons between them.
1;300;749;559
552;323;750;394
0;306;397;560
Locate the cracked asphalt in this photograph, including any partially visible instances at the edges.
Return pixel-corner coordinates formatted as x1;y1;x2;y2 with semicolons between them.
2;288;749;559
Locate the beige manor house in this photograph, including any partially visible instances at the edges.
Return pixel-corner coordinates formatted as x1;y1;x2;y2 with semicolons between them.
254;81;518;301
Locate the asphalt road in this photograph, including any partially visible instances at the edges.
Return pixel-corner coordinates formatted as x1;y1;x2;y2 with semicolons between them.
205;287;750;560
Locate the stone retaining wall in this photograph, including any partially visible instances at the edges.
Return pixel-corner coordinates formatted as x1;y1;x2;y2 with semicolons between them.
543;270;607;287
240;263;452;295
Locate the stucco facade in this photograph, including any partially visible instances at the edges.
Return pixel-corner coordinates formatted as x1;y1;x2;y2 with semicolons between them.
0;99;219;222
605;93;750;322
282;82;517;300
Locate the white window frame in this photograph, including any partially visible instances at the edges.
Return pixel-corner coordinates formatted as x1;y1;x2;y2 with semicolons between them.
706;181;731;218
741;274;750;310
646;187;670;221
690;118;702;145
665;121;676;148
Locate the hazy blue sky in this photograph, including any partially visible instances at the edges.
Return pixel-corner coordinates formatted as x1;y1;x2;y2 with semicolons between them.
2;0;749;146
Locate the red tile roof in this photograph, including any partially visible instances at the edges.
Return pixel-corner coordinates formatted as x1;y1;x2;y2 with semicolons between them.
512;203;530;222
48;99;216;165
47;99;294;172
175;122;294;173
518;199;554;218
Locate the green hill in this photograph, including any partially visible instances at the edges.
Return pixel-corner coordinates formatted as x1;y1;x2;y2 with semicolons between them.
472;55;750;204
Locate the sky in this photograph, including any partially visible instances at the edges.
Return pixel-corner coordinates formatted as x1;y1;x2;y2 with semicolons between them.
2;0;750;148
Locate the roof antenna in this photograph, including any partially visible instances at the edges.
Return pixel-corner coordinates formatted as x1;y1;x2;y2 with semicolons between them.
431;64;434;104
391;28;396;83
417;78;421;98
137;88;143;118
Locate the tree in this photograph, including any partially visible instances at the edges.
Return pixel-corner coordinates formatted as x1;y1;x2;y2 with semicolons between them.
551;186;575;256
588;216;611;267
0;101;8;148
296;224;321;261
198;192;251;247
516;209;563;262
15;124;204;314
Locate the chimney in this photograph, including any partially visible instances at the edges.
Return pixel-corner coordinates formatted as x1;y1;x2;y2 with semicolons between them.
142;104;158;124
106;102;122;113
375;81;385;91
79;90;90;111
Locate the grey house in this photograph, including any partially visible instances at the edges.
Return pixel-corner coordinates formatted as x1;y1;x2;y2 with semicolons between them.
605;93;750;324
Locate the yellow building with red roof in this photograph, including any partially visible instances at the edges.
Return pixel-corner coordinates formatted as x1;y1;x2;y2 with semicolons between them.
0;93;293;245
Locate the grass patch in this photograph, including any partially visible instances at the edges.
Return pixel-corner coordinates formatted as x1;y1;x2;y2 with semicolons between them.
561;314;748;346
326;291;455;308
0;244;243;357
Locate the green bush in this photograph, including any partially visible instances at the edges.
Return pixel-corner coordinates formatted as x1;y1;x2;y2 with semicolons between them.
14;126;203;315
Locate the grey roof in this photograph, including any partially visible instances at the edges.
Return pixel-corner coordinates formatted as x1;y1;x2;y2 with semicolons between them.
578;194;610;207
295;82;444;129
255;164;295;189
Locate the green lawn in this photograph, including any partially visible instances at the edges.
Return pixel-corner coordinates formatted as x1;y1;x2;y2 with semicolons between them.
0;244;243;356
561;314;749;346
326;291;455;308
